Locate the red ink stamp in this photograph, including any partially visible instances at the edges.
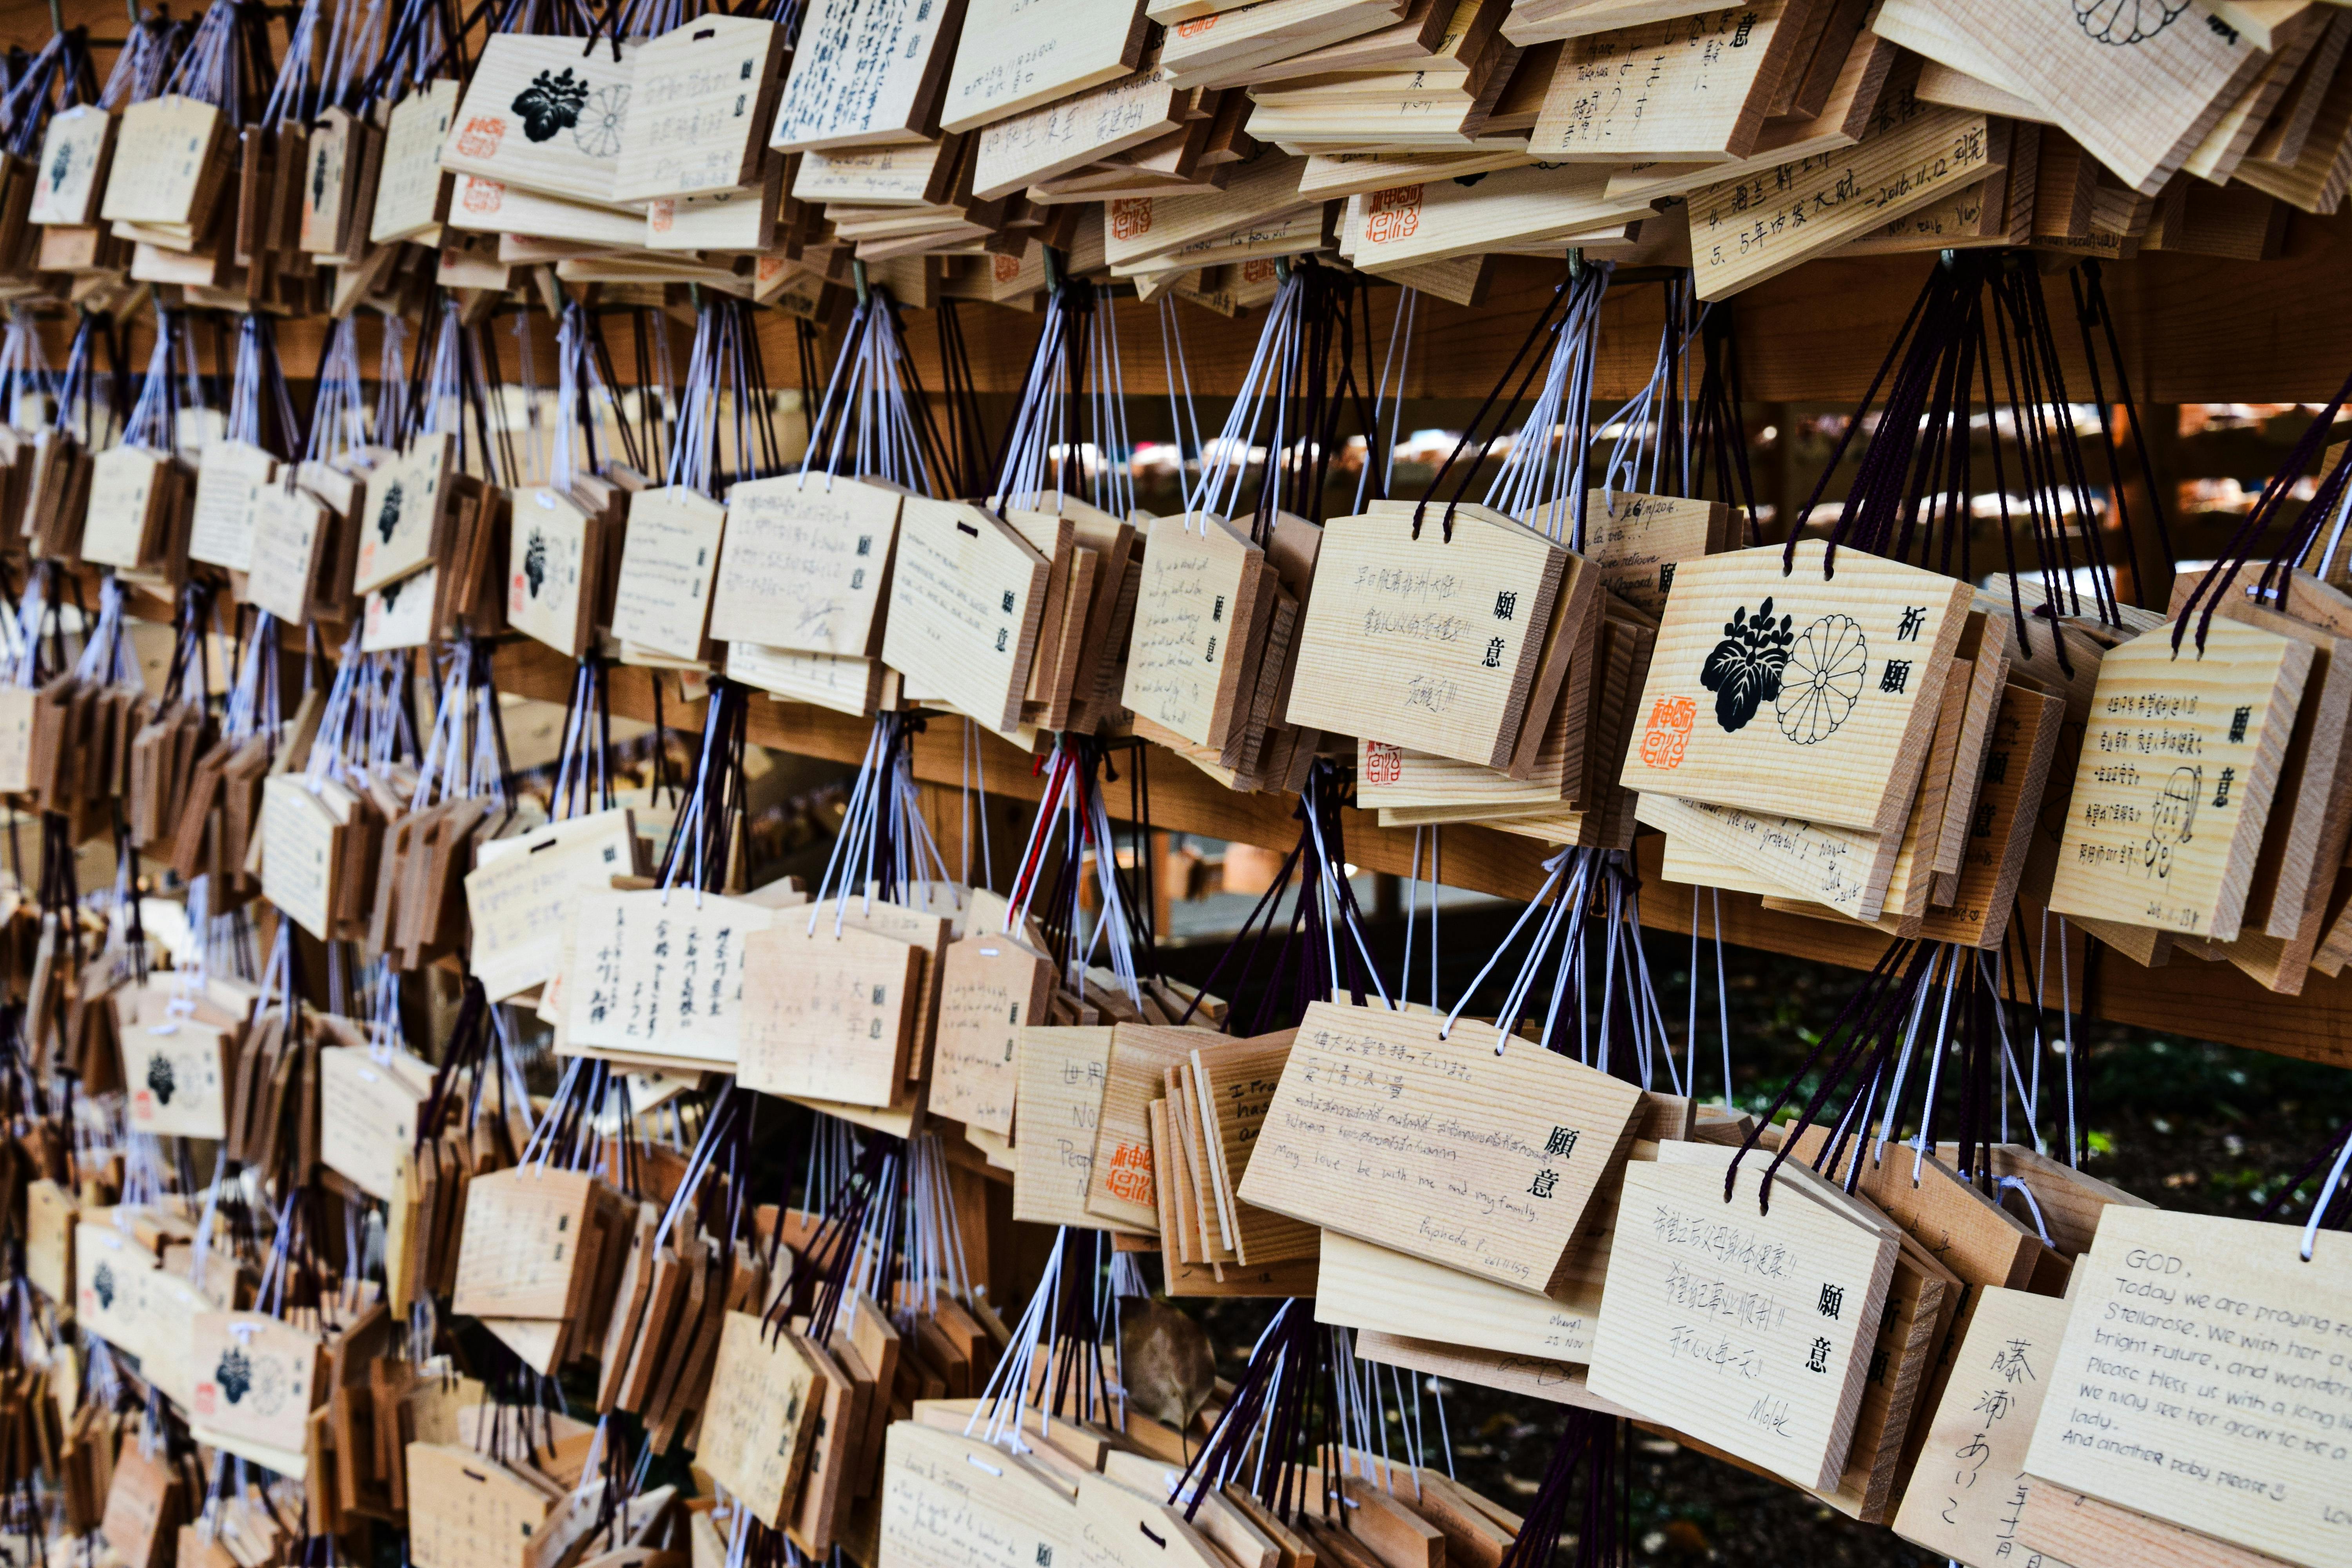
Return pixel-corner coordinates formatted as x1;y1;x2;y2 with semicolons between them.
1639;696;1698;770
455;116;505;159
1365;185;1422;245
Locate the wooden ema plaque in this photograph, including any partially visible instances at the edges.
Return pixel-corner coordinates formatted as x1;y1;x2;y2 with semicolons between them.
737;916;922;1107
1188;1034;1317;1266
318;1045;432;1201
1011;1026;1129;1231
466;809;637;1002
970;58;1184;199
507;487;600;659
1877;0;2265;194
1122;513;1271;752
80;446;169;570
372;81;460;243
1086;1022;1221;1232
1313;1229;1601;1366
769;0;971;152
880;1423;1077;1568
696;1312;821;1529
1287;503;1567;770
406;1443;555;1568
31;105;115;227
188;440;278;573
879;498;1052;734
610;486;727;662
247;483;328;626
1622;541;1973;837
189;1312;323;1463
1890;1285;2073;1568
101;95;222;227
1530;1;1823;163
352;432;455;596
710;474;902;656
927;934;1055;1137
437;34;641;207
613;16;785;203
2020;1208;2352;1567
124;1023;231;1139
562;890;775;1066
2048;619;2310;944
941;0;1149;133
1688;99;1999;300
1585;1146;1898;1494
450;1166;599;1319
1235;1001;1644;1296
1577;490;1735;620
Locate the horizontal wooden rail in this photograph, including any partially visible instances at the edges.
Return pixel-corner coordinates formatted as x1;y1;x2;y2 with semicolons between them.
488;637;2352;1071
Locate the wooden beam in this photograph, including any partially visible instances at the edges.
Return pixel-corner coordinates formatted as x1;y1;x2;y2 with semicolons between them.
488;639;2352;1070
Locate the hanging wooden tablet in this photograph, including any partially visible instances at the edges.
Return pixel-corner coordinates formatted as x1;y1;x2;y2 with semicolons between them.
770;0;971;152
1314;1227;1601;1365
101;96;225;229
438;35;640;207
299;110;362;254
969;58;1183;198
27;1181;75;1304
506;486;601;657
82;446;171;571
467;808;638;1002
30;105;115;227
1621;540;1971;835
927;933;1056;1136
123;1023;231;1139
737;916;922;1106
1530;0;1828;162
1585;1145;1898;1492
941;0;1151;133
76;1221;157;1361
101;1437;183;1568
878;498;1052;734
610;486;727;663
352;432;455;595
614;16;786;203
244;481;327;624
646;154;785;250
1187;1034;1317;1266
189;1312;323;1465
186;439;278;573
1235;1001;1644;1294
695;1313;820;1528
1085;1022;1219;1231
561;889;777;1065
261;773;343;941
1579;490;1733;619
1881;0;2266;194
318;1045;432;1202
450;1166;600;1321
1002;1025;1112;1228
1122;512;1274;752
407;1443;557;1568
1888;1285;2070;1566
1688;99;1999;299
363;568;437;650
880;1423;1078;1568
726;645;884;716
2047;619;2310;942
2020;1209;2350;1565
710;474;902;655
372;82;461;243
1287;503;1565;769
